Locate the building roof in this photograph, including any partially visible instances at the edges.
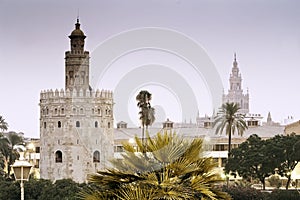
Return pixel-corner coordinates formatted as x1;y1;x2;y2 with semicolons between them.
114;124;284;144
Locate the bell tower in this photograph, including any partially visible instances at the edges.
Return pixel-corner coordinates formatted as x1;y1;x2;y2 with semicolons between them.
223;53;249;114
65;19;90;92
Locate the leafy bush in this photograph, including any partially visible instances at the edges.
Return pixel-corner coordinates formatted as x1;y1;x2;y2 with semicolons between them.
223;185;266;200
0;177;20;200
267;175;281;189
265;190;300;200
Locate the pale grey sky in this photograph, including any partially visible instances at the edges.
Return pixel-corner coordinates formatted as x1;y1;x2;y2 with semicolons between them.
1;0;300;138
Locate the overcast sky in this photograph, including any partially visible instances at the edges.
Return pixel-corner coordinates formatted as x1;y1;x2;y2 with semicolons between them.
1;0;300;138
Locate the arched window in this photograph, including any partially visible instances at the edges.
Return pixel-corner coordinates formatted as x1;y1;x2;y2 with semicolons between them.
54;108;58;115
58;121;61;128
92;108;94;114
61;108;65;115
97;109;101;115
108;122;111;128
95;121;98;128
46;108;49;115
76;121;80;127
93;151;100;163
80;108;84;114
55;151;62;163
43;122;46;129
73;108;76;114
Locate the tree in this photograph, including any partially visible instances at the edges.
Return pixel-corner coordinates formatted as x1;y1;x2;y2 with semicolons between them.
0;116;9;176
270;133;300;190
213;102;247;157
136;90;155;145
0;132;23;178
0;134;10;176
0;116;8;132
80;132;231;200
225;134;278;190
39;179;84;200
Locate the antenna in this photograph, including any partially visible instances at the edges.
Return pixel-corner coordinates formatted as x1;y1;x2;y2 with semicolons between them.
77;9;80;23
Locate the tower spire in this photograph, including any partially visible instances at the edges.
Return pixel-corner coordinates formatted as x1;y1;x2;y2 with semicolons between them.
77;9;80;23
233;52;238;67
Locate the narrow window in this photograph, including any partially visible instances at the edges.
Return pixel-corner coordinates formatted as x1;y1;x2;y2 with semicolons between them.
58;121;61;128
54;108;58;115
92;108;94;114
93;151;100;163
98;109;101;115
95;121;98;128
77;155;79;160
80;108;84;114
77;139;79;144
55;151;62;163
61;108;65;115
108;122;111;128
76;121;80;127
44;122;46;129
73;108;76;114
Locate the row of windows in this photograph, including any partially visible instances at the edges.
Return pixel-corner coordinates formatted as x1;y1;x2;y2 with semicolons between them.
43;121;111;129
212;144;240;151
55;150;100;163
41;107;112;116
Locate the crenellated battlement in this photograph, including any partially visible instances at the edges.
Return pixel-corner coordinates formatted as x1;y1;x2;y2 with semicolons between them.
40;88;113;100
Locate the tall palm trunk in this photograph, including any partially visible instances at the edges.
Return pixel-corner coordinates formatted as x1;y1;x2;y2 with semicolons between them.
228;123;232;158
142;125;145;148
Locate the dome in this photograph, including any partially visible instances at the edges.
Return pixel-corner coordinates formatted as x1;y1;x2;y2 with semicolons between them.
70;29;85;37
69;19;86;38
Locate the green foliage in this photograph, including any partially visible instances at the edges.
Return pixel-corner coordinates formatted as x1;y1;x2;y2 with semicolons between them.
267;175;281;189
39;179;84;200
222;185;266;200
81;132;231;200
0;132;23;178
24;179;52;200
225;134;278;190
136;90;155;143
265;190;300;200
214;102;248;157
0;115;8;132
269;133;300;189
225;133;300;190
0;178;86;200
0;177;20;200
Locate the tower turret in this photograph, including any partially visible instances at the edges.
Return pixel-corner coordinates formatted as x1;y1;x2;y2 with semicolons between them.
229;53;242;91
222;53;249;114
69;19;86;53
65;19;90;92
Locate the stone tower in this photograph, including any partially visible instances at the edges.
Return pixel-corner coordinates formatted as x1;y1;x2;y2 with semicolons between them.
39;19;114;183
222;54;249;114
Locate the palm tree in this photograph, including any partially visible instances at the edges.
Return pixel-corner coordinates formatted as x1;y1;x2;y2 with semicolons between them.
136;90;155;145
213;102;247;158
80;132;231;200
0;132;23;177
0;116;8;132
0;134;9;176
